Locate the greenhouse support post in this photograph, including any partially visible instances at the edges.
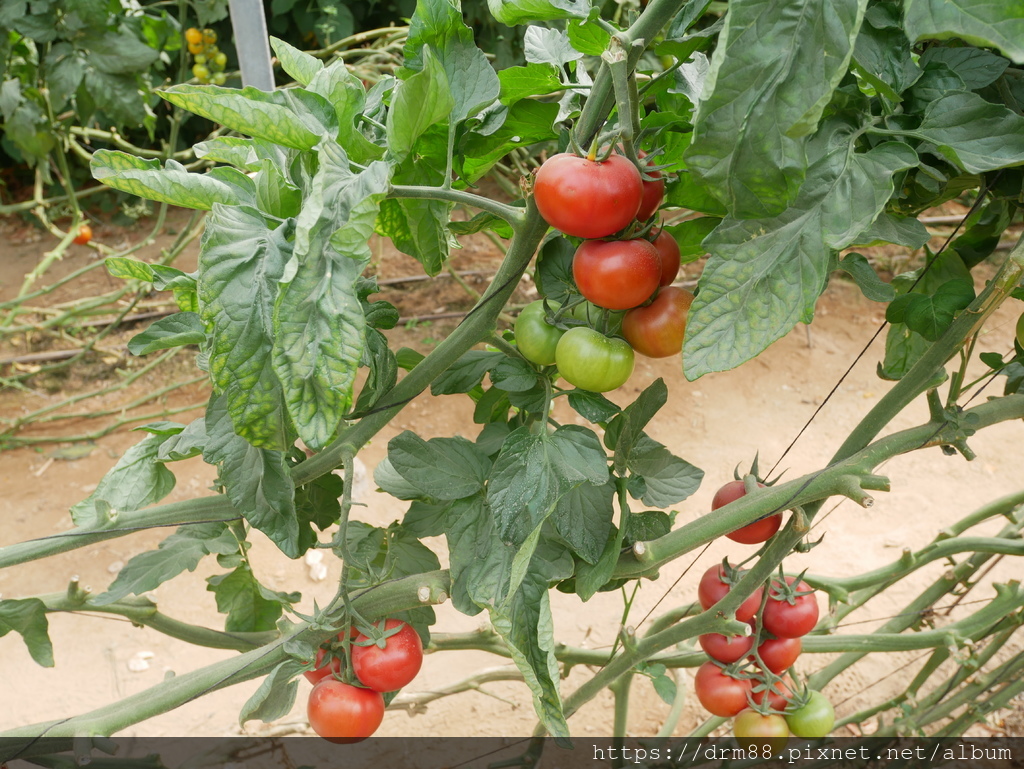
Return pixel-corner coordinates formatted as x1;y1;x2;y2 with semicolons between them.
228;0;274;91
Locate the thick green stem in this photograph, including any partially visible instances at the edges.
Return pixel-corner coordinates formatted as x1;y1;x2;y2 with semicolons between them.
388;185;525;226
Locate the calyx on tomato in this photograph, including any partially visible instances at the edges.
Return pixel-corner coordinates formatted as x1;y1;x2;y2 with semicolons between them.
762;576;819;638
555;327;634;393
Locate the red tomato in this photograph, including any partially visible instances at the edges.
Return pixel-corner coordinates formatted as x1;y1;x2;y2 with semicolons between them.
621;286;693;358
698;564;763;623
711;479;782;545
699;632;755;664
636;152;665;221
572;238;662;310
753;637;802;675
653;229;681;286
751;677;794;712
694;662;753;717
307;679;384;743
733;709;790;754
533;153;643;239
73;223;93;245
304;647;342;684
762;577;819;638
351;619;424;692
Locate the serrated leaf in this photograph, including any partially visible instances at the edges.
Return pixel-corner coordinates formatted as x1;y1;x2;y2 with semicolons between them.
239;659;305;725
919;47;1008;90
534;236;576;304
386;47;454;164
91;151;256;211
431;350;504;395
567;390;621;423
70;433;176;528
374;457;427;501
627;435;703;508
652;672;678;705
387;432;492;501
552;479;614;564
852;7;921;101
127;312;206;356
253;160;302;219
837;253;896;302
157;417;207;462
207;564;296;632
623;510;673;545
0;599;53;667
904;0;1024;65
612;379;668;474
490;357;539;392
663;217;719;262
448;210;515;238
444;493;513;614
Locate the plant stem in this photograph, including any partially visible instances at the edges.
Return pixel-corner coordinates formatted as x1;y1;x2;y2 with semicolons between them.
388;185;525;226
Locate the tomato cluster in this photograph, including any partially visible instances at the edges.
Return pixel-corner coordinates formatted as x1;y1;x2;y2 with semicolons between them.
304;619;423;742
185;27;228;85
518;151;692;393
694;540;833;749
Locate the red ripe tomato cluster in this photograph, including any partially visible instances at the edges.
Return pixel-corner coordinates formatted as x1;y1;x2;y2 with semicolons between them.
694;555;833;748
521;151;692;393
304;619;423;743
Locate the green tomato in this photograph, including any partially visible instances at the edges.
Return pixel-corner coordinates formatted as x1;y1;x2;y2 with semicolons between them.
567;300;624;336
555;327;634;393
1017;312;1024;349
212;72;227;85
213;52;228;68
785;690;835;739
192;64;210;81
515;300;564;366
193;53;207;65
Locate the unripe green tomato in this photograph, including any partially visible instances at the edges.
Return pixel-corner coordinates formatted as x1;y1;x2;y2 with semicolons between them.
555;327;634;393
1017;312;1024;349
192;64;210;80
212;72;227;85
514;300;564;366
213;51;228;68
206;44;219;55
785;690;835;739
193;53;207;65
567;301;624;336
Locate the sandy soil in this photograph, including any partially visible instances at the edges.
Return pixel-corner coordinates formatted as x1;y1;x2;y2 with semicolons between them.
1;208;1023;740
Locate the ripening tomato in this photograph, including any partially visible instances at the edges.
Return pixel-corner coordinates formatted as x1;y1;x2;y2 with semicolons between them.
653;229;681;286
694;662;753;717
351;619;424;693
533;153;643;239
573;238;662;310
762;577;819;638
515;300;564;366
697;563;763;623
699;632;755;664
751;677;794;712
555;327;634;393
73;223;92;245
733;709;790;754
185;27;203;45
307;679;384;743
711;479;782;545
567;301;625;336
621;286;693;358
304;647;342;685
635;151;665;221
753;636;802;675
785;690;835;738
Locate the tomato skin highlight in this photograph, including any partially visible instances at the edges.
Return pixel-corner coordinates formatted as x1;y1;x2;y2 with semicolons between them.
555;327;634;393
533;153;642;239
653;229;681;287
573;238;662;311
351;619;424;693
785;690;835;738
514;300;564;366
73;223;93;245
307;680;385;743
622;286;693;358
733;709;790;754
694;661;753;717
697;564;763;623
711;480;782;544
699;632;754;664
762;577;820;638
753;636;802;674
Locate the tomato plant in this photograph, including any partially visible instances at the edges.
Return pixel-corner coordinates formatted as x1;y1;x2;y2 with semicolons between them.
712;479;782;544
533;153;642;239
72;223;93;245
514;300;564;366
699;632;754;664
762;577;820;638
698;563;763;623
693;661;753;718
785;690;835;738
621;286;693;358
306;679;385;743
752;637;801;675
304;647;342;685
635;151;665;221
751;677;793;712
351;619;424;693
555;326;634;393
572;238;662;310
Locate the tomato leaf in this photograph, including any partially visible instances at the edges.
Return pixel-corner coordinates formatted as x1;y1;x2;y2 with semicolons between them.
373;457;426;501
105;256;155;282
567;390;621;423
490;357;540;392
525;26;582;68
458;99;561;182
269;36;322;86
445;493;514;615
207;564;299;632
573;520;626;601
386;47;454;164
194;136;293;172
156;417;207;462
486;0;590;26
431;350;505;395
566;19;611;56
498;63;564;106
402;500;451;538
651;670;679;705
0;599;53;667
611;378;668;474
685;0;868;218
904;0;1024;65
627;435;704;508
551;478;615;565
127;312;206;356
887;279;975;342
354;329;398;414
307;62;385;164
239;659;305;725
837;253;896;303
951;199;1013;269
387;432;492;501
534;235;576;304
851;5;921;101
851;213;930;249
919;47;1008;90
623;510;673;545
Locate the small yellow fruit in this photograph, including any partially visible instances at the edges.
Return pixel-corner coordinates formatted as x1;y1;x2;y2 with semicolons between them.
185;27;203;44
203;28;217;43
212;72;227;85
192;64;210;80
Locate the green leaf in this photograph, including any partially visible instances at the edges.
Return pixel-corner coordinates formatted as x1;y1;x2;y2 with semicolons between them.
445;493;512;615
685;0;869;218
207;564;296;632
574;518;626;601
200;206;291;450
194;136;292;171
551;479;615;564
904;0;1024;65
534;235;576;304
524;25;581;68
81;30;159;74
623;510;673;545
273;149;390;449
203;393;302;558
887;278;975;341
919;47;1008;90
906;92;1024;174
487;0;589;26
448;210;515;238
498;63;564;106
386;46;454;164
374;457;428;501
91;151;256;211
951;199;1013;269
387;431;492;501
683;128;917;379
837;253;896;302
567;18;611;56
70;434;176;528
851;7;921;101
157;417;207;462
307;61;384;164
431;350;504;395
403;499;451;538
254;160;302;219
611;379;668;474
852;213;931;248
459;99;560;182
94;523;236;605
239;659;305;725
663;216;719;263
160;85;336;151
82;70;147;127
105;256;155;282
269;36;322;86
0;599;53;667
354;328;397;413
627;435;703;508
490;356;539;392
567;390;621;423
127;312;206;356
651;671;678;705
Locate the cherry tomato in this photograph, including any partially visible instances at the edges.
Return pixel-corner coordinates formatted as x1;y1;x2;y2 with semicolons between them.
711;479;782;545
307;679;384;743
621;286;693;358
751;677;793;712
351;619;424;693
762;577;819;638
573;238;662;310
187;41;205;55
533;153;643;239
213;51;228;69
192;64;210;81
212;73;227;85
185;27;203;45
753;636;802;675
515;300;564;366
73;223;92;245
636;152;665;221
785;690;835;738
699;632;754;664
733;709;789;755
555;327;634;393
653;229;681;286
697;563;763;623
304;647;342;685
202;28;217;43
694;661;753;717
